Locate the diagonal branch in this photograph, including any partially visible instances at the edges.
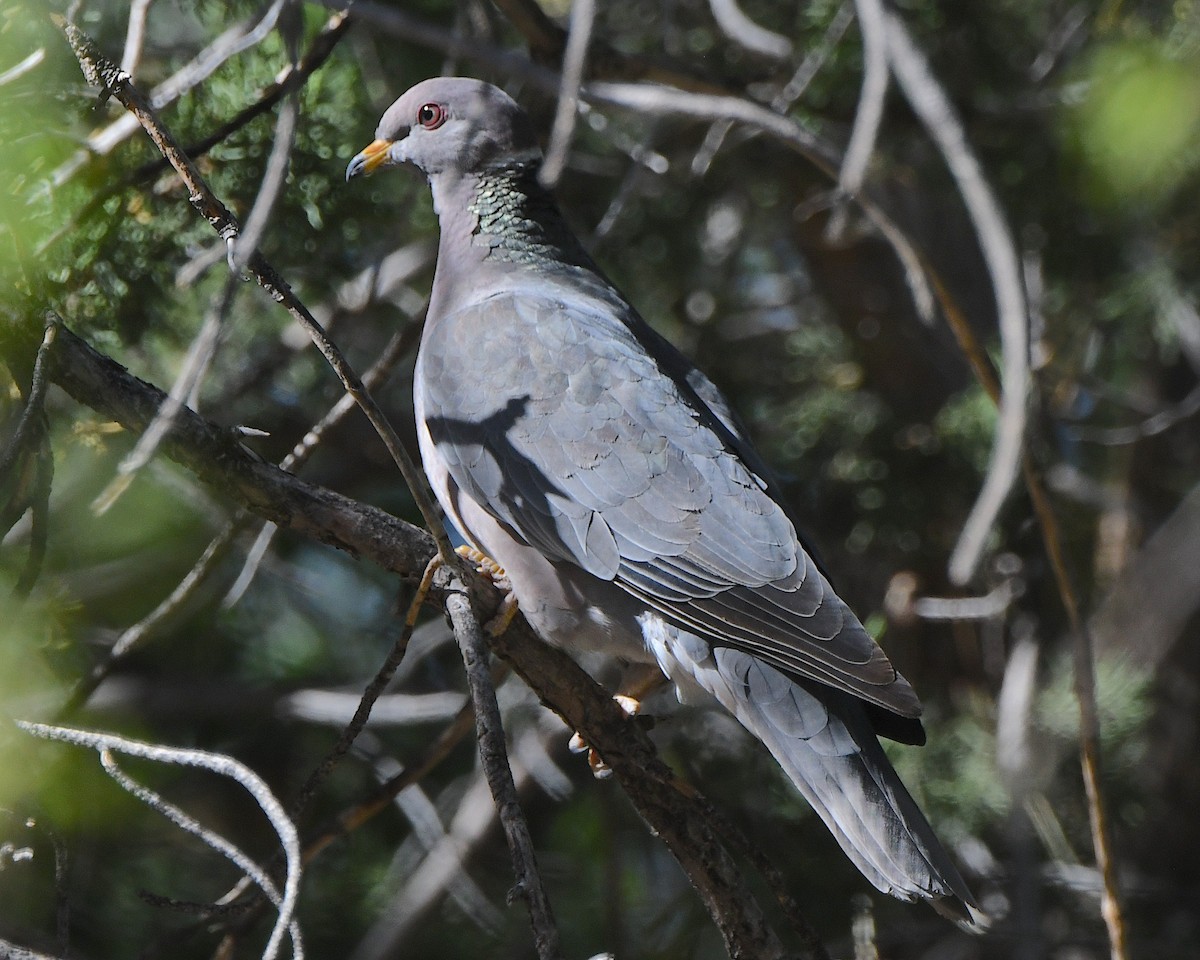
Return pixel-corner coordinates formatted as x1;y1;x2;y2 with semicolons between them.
41;316;435;574
55;16;455;566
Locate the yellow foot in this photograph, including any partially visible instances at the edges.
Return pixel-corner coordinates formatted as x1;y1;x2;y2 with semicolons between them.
455;545;519;636
456;544;507;582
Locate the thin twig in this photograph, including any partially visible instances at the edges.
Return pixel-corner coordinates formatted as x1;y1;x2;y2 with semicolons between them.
931;276;1128;960
881;10;1029;586
51;0;288;187
0;48;45;87
92;273;236;515
827;0;889;241
232;90;299;271
99;750;304;959
224;318;421;606
538;0;596;189
57;521;242;719
287;558;442;819
706;0;792;60
306;693;479;864
392;771;508;933
1067;382;1200;445
1023;466;1129;960
120;0;154;76
913;580;1020;621
0;320;57;485
57;17;455;565
774;2;854;111
2;319;58;597
693;795;832;960
18;723;302;960
445;590;563;960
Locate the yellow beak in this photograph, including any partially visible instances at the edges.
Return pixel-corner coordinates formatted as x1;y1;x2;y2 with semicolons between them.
345;139;395;180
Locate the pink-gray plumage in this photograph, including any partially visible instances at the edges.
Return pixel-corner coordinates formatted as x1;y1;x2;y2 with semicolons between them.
348;76;981;924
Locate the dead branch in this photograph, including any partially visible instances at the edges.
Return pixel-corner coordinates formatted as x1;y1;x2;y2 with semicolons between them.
18;723;303;960
446;590;563;960
930;274;1129;960
39;315;435;574
538;0;596;189
57;16;455;566
880;11;1030;587
706;0;792;60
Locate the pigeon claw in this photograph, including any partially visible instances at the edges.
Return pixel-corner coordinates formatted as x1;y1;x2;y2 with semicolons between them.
568;732;613;779
568;692;645;780
456;544;518;635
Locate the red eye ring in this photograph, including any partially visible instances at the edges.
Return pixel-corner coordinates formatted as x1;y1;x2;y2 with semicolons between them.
416;102;446;130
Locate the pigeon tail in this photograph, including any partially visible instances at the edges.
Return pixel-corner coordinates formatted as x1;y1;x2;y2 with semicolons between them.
644;619;983;926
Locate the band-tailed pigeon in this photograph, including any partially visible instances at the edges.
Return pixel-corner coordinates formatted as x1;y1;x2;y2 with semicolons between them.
348;77;980;923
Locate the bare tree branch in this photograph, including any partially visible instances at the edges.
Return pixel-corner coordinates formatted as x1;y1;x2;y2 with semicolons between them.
879;11;1029;587
353;768;507;958
17;723;303;960
446;589;563;960
706;0;792;61
539;0;596;189
92;274;236;514
119;0;154;77
0;48;45;87
57;16;455;565
827;0;889;240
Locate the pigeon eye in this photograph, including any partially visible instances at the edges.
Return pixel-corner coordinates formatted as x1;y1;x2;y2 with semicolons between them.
417;103;446;129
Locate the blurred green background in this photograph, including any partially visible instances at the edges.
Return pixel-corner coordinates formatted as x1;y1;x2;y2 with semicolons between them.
2;0;1199;957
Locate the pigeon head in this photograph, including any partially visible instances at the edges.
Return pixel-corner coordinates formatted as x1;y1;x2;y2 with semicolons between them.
346;77;541;181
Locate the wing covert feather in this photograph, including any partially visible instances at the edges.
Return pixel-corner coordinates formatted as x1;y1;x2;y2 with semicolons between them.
418;290;917;715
